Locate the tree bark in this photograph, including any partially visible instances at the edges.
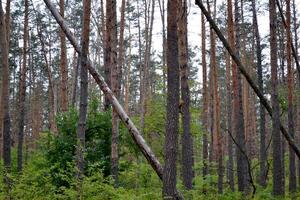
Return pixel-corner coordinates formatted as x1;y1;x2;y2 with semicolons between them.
251;0;267;187
163;0;180;198
59;0;68;112
106;0;119;187
178;0;194;190
286;0;296;192
201;12;209;180
17;0;29;172
270;0;285;196
226;0;234;190
0;0;11;175
76;0;91;196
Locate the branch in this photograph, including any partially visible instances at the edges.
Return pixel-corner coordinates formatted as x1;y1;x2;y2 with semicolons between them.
195;0;300;160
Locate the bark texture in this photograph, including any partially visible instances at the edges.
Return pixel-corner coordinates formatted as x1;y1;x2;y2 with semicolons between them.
178;0;194;190
163;0;180;198
270;0;284;195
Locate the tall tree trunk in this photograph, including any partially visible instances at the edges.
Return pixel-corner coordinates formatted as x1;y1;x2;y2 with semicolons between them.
231;0;248;192
76;0;91;196
158;0;166;95
124;21;131;113
0;0;11;160
252;0;267;187
35;13;57;134
226;0;234;189
0;1;11;187
178;0;194;190
60;0;68;112
286;0;296;192
106;0;119;187
207;0;223;193
71;50;79;107
270;0;285;196
17;0;29;172
163;0;179;198
201;12;209;180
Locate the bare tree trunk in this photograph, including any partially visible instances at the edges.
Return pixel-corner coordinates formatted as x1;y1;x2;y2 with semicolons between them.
270;0;285;195
251;0;267;187
226;0;234;189
178;0;194;190
106;0;119;187
124;21;131;113
158;0;167;95
60;0;68;112
76;0;91;197
17;0;28;172
71;50;79;107
0;2;11;190
286;0;296;192
201;12;209;180
163;0;180;198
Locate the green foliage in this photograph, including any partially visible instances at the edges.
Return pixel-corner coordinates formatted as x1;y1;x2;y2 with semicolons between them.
42;100;112;189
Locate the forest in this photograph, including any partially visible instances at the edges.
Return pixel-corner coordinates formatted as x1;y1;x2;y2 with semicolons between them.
1;0;300;199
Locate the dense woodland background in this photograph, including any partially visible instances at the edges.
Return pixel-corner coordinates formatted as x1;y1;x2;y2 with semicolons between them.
1;0;300;199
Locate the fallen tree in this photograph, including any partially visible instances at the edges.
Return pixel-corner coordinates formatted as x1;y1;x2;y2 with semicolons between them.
42;0;184;199
195;0;300;159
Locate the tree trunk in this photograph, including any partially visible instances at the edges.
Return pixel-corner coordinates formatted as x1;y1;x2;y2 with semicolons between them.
76;0;91;196
286;0;296;192
252;0;267;187
270;0;285;195
106;0;119;187
226;0;234;189
124;21;131;113
201;12;209;180
163;0;180;198
17;0;28;172
60;0;68;112
178;0;194;190
0;0;11;180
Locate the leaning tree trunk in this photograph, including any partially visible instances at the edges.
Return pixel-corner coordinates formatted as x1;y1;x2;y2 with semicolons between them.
194;0;300;161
